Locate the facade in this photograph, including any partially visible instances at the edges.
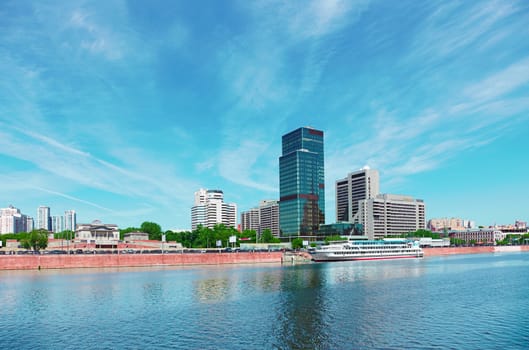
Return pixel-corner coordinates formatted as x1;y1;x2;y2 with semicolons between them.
358;194;426;239
123;231;149;241
449;229;505;244
0;205;32;234
37;206;51;231
259;200;280;237
51;215;65;233
241;200;280;237
241;208;260;232
279;127;325;236
64;210;77;231
75;220;119;245
335;167;379;222
191;189;237;230
318;222;364;237
428;217;475;232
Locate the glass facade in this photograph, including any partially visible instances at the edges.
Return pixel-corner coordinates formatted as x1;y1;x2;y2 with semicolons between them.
279;127;325;236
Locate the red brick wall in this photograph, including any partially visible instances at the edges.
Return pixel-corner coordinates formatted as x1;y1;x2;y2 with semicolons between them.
0;252;284;270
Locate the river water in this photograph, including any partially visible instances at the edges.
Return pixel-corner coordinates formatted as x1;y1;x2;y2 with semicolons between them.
1;253;528;349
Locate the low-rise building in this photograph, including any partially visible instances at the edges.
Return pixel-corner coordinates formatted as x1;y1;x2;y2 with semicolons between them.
449;229;505;244
75;220;119;248
123;231;149;241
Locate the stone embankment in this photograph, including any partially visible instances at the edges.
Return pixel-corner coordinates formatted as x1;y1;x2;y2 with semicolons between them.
423;245;529;256
0;251;284;270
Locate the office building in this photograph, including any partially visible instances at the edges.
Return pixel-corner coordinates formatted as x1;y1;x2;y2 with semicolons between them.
335;167;379;222
241;200;280;237
279;127;325;236
51;215;64;233
241;208;260;232
357;194;426;239
0;205;32;234
259;200;280;237
37;206;51;231
64;210;77;231
191;189;237;230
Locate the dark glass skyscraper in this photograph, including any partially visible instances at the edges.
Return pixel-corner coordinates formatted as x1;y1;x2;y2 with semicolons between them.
279;127;325;236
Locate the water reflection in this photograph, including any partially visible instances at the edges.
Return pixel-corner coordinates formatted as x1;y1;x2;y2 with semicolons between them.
273;264;330;350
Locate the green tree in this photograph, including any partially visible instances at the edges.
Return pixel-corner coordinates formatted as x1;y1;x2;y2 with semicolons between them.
324;235;344;244
292;238;303;250
54;230;74;240
261;229;280;243
21;229;48;252
140;222;162;241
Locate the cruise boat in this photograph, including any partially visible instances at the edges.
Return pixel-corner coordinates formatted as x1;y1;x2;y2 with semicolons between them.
311;238;423;262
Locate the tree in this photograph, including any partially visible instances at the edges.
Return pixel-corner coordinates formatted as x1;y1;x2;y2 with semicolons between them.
54;230;74;240
140;222;162;241
21;229;48;252
292;238;303;250
324;235;344;244
261;229;280;243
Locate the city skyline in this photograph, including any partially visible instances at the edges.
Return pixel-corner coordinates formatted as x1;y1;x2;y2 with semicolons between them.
1;1;528;230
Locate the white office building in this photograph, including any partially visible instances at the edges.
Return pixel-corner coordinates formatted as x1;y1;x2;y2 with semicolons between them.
37;206;51;231
191;189;237;230
358;194;426;239
64;210;77;231
336;167;380;222
0;205;32;234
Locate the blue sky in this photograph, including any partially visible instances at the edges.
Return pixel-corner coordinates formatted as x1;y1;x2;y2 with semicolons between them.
1;0;528;231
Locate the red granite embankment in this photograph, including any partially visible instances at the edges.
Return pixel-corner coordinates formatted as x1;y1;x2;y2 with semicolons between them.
0;252;284;270
423;245;529;256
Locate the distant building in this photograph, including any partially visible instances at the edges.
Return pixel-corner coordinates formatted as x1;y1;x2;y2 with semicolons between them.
241;208;260;232
75;220;119;247
279;127;325;236
259;200;280;237
241;200;280;238
358;194;426;240
64;210;77;231
428;218;475;232
0;205;32;234
191;189;237;230
37;206;51;231
123;231;149;241
449;229;505;244
336;167;379;222
51;215;64;233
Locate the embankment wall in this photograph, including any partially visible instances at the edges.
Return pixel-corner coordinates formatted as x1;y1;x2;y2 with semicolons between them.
0;252;284;270
423;246;529;256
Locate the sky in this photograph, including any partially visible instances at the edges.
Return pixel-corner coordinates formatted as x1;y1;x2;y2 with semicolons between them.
1;0;528;231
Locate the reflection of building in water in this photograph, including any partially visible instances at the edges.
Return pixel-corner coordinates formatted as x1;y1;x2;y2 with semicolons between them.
194;278;233;304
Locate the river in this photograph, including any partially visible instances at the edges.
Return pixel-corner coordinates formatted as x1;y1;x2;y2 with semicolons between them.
1;252;528;349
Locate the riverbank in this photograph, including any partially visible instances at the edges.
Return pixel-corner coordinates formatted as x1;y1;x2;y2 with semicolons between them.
1;246;528;270
423;245;529;256
0;251;284;270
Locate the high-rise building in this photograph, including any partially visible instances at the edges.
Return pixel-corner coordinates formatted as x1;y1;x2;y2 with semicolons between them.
64;210;77;231
279;127;325;236
259;200;280;237
240;200;280;238
358;194;426;239
37;206;51;231
241;208;260;232
51;215;64;233
191;189;237;230
0;205;31;234
335;167;379;223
